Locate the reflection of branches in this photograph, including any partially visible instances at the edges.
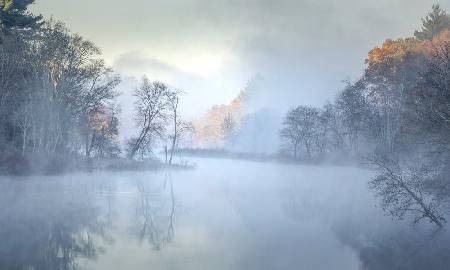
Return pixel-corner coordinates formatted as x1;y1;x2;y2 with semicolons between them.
0;180;114;270
168;174;175;240
335;221;450;270
134;172;176;251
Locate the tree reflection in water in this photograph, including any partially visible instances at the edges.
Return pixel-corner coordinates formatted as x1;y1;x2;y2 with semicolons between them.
334;217;450;270
0;177;114;270
133;172;177;251
281;175;450;270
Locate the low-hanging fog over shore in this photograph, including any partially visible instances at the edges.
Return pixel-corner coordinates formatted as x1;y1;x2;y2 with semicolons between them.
1;1;450;270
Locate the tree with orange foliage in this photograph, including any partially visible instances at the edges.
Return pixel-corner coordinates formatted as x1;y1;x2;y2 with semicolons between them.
364;37;427;155
364;26;450;228
82;104;120;158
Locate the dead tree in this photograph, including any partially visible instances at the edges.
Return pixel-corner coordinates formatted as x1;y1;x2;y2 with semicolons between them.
166;90;193;165
369;157;447;228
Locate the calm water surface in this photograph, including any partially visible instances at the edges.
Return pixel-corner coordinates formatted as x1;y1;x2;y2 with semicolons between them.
1;158;449;270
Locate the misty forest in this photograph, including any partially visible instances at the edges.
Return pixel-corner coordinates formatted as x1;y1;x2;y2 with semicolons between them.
1;1;450;270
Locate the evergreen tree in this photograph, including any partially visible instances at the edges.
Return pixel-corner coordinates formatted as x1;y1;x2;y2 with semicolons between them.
414;4;450;40
0;0;41;30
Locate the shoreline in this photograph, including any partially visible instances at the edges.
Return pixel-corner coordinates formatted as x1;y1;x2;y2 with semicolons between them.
177;148;366;169
0;157;195;177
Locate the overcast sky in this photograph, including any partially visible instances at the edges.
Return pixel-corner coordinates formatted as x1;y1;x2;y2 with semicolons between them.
31;0;448;118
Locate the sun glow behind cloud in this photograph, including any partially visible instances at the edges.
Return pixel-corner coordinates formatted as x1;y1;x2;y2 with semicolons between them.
30;0;449;118
176;55;221;78
172;50;231;78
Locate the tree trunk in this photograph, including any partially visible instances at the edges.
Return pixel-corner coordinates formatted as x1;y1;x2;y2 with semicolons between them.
305;142;311;158
169;97;178;165
293;142;298;159
129;126;150;159
169;135;176;165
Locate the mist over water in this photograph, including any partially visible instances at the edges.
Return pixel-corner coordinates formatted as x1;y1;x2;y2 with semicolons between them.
1;158;449;270
2;1;450;269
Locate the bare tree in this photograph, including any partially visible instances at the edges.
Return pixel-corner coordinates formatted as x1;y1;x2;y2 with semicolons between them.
369;157;447;228
34;21;119;155
320;103;349;152
129;78;170;159
166;90;194;165
414;31;450;158
334;80;370;154
280;106;321;158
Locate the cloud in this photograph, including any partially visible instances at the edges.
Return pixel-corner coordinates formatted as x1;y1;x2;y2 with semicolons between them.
112;51;247;120
113;51;185;81
32;0;448;114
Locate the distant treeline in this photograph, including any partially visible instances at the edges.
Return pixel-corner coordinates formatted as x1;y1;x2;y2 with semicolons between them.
280;5;450;161
279;5;450;227
177;147;276;162
177;147;357;166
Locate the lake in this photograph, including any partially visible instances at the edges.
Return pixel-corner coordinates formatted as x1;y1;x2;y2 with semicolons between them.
1;158;449;270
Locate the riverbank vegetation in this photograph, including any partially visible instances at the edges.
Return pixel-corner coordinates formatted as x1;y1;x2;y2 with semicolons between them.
278;5;450;227
1;1;449;229
185;5;450;227
0;1;191;174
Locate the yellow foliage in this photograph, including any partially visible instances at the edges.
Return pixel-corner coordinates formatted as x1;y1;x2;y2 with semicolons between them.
88;107;109;132
365;37;425;72
423;29;450;53
192;91;244;147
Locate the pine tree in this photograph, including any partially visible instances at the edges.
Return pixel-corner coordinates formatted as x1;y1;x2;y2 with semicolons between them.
414;4;450;41
0;0;41;30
